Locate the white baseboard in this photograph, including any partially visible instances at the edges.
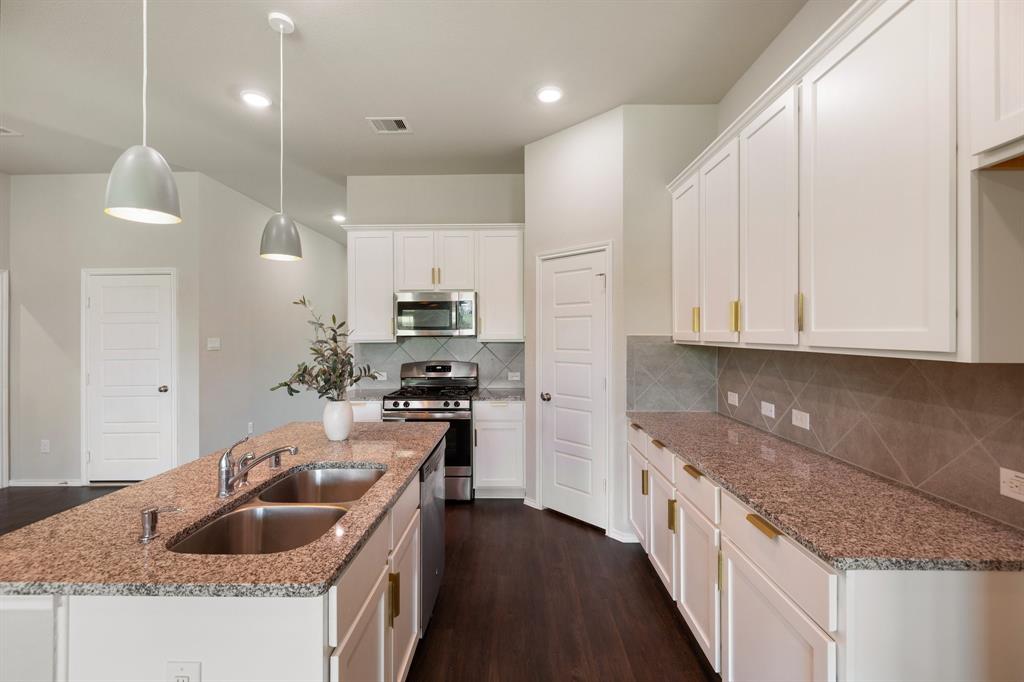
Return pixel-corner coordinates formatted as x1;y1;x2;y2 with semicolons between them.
606;528;639;544
474;487;525;500
7;479;84;487
522;497;543;510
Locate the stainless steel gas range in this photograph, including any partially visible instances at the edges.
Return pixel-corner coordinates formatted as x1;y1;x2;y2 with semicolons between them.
381;361;477;501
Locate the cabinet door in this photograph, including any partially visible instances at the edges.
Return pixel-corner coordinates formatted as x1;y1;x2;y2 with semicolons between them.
394;231;436;291
434;231;476;290
477;230;524;341
627;444;648;551
647;467;677;598
969;0;1024;154
348;231;396;343
739;86;798;345
390;511;421;682
800;0;955;352
700;138;740;343
677;496;720;672
671;173;701;342
473;419;525;490
721;540;835;682
331;565;390;682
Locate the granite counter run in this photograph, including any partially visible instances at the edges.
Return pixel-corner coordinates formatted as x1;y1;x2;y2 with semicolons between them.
0;421;447;598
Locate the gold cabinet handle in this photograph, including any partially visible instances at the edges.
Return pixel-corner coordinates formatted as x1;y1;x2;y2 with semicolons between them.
797;292;805;332
630;423;642;431
474;429;478;447
692;306;701;333
745;513;780;540
667;499;677;533
650;439;665;450
641;469;649;496
388;571;401;626
683;463;702;480
730;300;740;333
437;267;441;284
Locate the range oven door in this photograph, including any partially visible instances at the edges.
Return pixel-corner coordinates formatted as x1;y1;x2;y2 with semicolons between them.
394;291;476;337
382;411;473;500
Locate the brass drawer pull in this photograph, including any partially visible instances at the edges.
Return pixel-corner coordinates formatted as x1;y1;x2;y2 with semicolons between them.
668;499;677;533
650;439;665;450
746;513;780;540
630;423;642;431
797;292;805;332
683;464;702;480
388;571;401;626
641;469;649;496
692;306;700;333
730;300;741;333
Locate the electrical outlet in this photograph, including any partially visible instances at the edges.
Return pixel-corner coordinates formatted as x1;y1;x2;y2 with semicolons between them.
727;391;739;406
760;401;775;419
1000;467;1024;503
792;409;811;430
507;371;521;381
206;337;221;351
377;371;387;381
166;661;201;682
247;422;254;435
40;439;50;454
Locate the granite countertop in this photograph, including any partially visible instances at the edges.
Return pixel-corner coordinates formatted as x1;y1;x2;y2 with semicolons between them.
627;411;1024;571
0;421;447;598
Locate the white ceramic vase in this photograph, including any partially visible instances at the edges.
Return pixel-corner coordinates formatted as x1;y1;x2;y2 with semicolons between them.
323;400;354;442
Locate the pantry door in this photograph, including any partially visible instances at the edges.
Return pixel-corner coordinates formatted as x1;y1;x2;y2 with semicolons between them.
83;271;176;482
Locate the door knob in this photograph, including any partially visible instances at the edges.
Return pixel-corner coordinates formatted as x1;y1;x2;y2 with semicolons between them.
158;385;169;393
540;392;552;402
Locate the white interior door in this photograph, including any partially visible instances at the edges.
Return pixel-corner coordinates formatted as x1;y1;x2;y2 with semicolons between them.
540;250;608;528
85;273;174;481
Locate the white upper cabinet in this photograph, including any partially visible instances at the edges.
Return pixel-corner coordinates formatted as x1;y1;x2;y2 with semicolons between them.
348;231;396;343
671;173;701;342
476;230;524;341
700;139;740;343
739;86;799;346
394;231;436;291
968;0;1024;154
434;231;476;290
799;0;955;352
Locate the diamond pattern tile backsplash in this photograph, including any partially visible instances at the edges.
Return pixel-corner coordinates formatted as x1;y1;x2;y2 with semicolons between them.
353;338;524;390
717;347;1024;530
627;336;717;412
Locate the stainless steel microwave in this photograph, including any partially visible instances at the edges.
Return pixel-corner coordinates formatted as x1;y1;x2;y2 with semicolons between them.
395;291;476;337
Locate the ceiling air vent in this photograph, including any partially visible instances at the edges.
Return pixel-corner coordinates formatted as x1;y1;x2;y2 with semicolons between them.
366;117;411;134
0;126;22;137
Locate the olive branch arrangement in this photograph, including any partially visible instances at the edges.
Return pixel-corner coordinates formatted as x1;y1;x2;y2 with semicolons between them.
271;297;378;402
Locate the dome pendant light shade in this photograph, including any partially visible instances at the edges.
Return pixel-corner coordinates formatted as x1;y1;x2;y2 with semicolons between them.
260;212;302;261
104;145;181;224
105;0;181;225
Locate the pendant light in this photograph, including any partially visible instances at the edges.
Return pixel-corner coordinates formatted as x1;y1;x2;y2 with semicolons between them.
259;12;302;261
104;0;181;224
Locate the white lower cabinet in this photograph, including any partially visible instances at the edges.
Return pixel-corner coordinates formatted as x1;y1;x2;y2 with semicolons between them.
677;495;720;672
473;402;525;496
389;510;421;682
331;565;391;682
647;467;677;598
627;443;649;551
721;539;836;682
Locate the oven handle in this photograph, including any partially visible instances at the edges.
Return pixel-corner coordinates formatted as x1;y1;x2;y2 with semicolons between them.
383;411;473;421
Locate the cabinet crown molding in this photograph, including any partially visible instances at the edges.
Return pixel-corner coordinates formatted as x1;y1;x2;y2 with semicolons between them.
344;223;524;231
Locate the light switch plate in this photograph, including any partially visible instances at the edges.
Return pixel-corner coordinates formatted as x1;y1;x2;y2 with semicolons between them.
247;422;254;435
1000;467;1024;503
40;439;50;454
760;401;775;419
792;409;811;430
206;337;221;351
507;371;521;381
727;391;739;406
166;661;201;682
377;371;388;381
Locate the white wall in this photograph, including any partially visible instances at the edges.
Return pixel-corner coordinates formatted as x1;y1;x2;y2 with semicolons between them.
716;0;855;131
623;105;718;334
346;174;524;224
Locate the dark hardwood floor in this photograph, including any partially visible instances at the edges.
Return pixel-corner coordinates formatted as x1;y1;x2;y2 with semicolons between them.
408;500;715;682
0;486;120;536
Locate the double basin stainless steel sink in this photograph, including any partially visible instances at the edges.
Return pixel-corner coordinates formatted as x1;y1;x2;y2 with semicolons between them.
169;468;384;555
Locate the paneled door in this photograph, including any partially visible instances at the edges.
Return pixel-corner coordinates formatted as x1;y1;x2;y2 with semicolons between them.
968;0;1024;154
700;138;740;343
739;86;799;345
434;231;475;291
647;467;677;598
540;249;608;528
394;231;436;291
678;495;721;672
84;272;174;481
671;173;701;342
799;0;955;352
627;444;649;551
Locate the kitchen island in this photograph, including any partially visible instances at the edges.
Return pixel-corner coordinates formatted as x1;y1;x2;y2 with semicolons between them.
0;421;447;682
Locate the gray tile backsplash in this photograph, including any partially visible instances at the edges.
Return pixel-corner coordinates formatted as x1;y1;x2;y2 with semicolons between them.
627;336;717;411
354;338;524;390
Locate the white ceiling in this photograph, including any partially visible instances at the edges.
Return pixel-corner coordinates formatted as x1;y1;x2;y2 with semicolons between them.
0;0;805;240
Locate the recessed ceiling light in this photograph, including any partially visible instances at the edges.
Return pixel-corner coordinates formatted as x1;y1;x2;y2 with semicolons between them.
536;86;563;103
240;90;272;108
331;213;347;224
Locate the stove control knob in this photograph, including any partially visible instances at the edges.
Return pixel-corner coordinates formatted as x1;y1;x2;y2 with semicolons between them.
392;401;400;408
403;401;411;408
453;401;461;408
443;401;450;408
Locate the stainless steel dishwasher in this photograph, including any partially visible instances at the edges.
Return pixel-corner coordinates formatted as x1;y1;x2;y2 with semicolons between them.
419;440;445;636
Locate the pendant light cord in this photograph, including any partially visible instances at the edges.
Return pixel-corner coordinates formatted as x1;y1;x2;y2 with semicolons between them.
142;0;148;147
279;28;284;213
